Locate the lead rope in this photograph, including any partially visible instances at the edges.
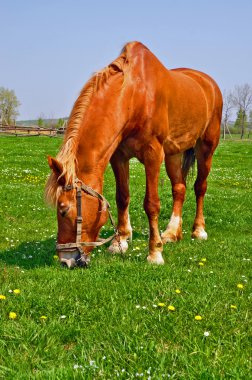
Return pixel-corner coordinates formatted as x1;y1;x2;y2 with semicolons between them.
76;179;123;260
75;182;90;266
107;209;124;258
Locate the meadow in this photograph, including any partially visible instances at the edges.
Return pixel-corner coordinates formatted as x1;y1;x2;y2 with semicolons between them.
0;136;251;379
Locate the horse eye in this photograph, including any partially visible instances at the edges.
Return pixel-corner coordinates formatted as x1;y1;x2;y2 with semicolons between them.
59;203;70;217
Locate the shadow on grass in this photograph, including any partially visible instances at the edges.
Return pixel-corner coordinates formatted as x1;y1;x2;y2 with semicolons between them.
0;229;149;270
0;238;56;269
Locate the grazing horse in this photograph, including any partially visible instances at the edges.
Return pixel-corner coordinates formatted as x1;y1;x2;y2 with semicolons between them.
45;41;222;268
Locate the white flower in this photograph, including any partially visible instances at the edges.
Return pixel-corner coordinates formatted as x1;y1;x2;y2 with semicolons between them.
204;331;210;337
60;315;66;319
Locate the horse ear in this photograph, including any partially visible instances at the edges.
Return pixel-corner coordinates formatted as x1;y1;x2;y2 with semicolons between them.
47;156;66;186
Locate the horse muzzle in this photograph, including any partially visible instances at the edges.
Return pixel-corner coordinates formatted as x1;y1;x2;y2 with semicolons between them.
58;251;90;269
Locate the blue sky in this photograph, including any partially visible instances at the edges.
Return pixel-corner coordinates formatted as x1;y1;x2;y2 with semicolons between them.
1;0;252;120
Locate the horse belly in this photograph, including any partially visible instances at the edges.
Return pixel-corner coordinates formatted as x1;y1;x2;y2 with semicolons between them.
164;96;208;154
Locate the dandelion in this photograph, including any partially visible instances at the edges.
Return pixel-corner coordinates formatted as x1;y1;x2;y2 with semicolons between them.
53;255;58;260
13;289;21;294
198;262;204;266
195;315;203;321
204;331;210;337
40;316;47;320
175;289;181;294
168;305;176;311
201;258;207;262
0;295;6;300
230;305;237;309
237;283;244;289
158;303;165;307
9;312;17;319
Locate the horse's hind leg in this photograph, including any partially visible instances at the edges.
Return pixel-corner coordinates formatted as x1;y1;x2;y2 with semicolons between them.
108;153;132;253
192;139;218;240
161;154;186;243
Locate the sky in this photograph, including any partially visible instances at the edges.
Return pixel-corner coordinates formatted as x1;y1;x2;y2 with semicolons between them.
1;0;252;121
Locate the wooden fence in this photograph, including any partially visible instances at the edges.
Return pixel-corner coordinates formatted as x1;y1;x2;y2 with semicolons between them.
0;124;65;137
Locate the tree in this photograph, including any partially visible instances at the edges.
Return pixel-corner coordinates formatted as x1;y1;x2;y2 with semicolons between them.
37;117;44;128
248;110;252;138
57;118;65;129
222;90;233;139
234;108;248;135
0;87;21;125
231;84;252;139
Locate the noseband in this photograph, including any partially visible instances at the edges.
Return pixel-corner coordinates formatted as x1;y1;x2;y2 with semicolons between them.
56;178;120;267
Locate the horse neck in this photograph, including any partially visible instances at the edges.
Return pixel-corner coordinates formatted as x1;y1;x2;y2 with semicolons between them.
76;109;123;191
74;73;129;190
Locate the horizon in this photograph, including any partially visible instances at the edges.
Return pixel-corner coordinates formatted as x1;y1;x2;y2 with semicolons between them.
1;0;252;121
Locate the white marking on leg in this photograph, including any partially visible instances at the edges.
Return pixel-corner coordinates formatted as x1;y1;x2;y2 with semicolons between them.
126;213;133;242
167;213;181;231
147;251;164;265
193;227;208;240
108;238;128;254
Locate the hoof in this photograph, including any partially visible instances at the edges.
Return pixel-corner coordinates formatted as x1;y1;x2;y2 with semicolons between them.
192;227;208;240
147;251;165;265
108;239;129;254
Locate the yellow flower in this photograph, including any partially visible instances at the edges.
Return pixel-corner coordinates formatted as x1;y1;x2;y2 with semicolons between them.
195;315;203;321
9;312;17;320
230;305;237;309
201;258;207;262
175;289;181;294
237;284;244;289
168;305;176;311
198;262;204;266
0;295;6;300
13;289;21;294
158;303;165;307
53;255;59;260
40;316;47;320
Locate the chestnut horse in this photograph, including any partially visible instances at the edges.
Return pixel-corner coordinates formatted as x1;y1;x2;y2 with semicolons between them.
45;41;222;268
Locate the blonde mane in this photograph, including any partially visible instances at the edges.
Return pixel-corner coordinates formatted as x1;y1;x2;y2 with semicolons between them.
45;43;131;205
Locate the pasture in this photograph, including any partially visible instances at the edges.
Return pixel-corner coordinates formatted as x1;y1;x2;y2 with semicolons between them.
0;136;251;379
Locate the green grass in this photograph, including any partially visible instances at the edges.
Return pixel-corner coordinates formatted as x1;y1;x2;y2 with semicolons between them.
0;136;251;379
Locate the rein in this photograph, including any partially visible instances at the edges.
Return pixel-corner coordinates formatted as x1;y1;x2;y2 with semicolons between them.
56;178;121;266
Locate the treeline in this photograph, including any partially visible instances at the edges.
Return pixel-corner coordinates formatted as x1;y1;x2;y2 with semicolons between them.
1;84;252;139
222;84;252;139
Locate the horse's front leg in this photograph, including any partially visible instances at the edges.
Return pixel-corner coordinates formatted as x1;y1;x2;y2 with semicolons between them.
108;153;132;253
143;145;164;264
161;153;186;243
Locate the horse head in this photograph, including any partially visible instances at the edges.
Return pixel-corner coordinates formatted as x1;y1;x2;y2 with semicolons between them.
48;156;110;268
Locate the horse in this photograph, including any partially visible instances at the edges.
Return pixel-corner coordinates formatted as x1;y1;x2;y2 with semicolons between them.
45;41;222;268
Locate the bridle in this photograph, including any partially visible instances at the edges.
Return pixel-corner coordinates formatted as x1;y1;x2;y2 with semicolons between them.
56;178;121;267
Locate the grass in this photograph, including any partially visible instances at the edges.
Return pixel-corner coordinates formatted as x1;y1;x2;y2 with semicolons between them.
0;136;251;379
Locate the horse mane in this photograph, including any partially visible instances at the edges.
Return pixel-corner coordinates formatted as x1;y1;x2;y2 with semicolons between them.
45;42;138;206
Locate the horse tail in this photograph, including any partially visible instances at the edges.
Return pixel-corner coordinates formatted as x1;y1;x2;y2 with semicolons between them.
182;148;196;180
